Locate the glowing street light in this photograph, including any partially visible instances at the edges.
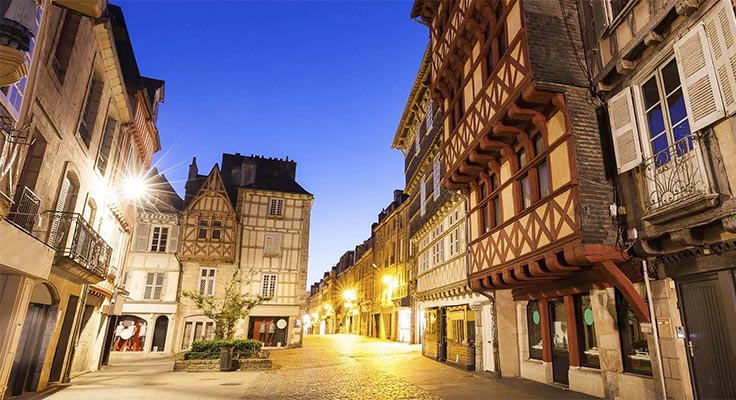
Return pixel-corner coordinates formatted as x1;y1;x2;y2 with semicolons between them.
343;289;356;302
122;175;148;200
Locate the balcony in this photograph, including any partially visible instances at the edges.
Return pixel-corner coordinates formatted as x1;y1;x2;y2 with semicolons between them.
0;187;54;279
642;132;718;224
43;211;112;284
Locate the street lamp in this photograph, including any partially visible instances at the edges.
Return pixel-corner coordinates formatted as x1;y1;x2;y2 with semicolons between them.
122;175;148;200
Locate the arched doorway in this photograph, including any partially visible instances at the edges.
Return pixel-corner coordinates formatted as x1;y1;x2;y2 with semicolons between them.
151;316;168;352
7;283;57;397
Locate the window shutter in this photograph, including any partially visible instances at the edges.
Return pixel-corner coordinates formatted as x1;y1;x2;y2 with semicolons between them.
704;0;736;116
167;225;180;254
607;88;642;173
420;175;427;216
674;23;726;131
135;223;151;252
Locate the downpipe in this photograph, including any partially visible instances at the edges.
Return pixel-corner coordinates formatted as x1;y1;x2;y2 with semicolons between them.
642;259;667;400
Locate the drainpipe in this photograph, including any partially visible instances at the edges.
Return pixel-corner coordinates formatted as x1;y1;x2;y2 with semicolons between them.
458;190;500;376
642;259;667;400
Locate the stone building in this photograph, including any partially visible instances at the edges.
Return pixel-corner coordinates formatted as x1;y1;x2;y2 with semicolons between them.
392;47;492;372
410;0;663;397
578;0;736;398
117;171;182;355
0;1;162;398
371;190;412;342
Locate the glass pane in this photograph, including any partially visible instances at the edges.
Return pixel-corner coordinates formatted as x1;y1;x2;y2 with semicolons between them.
538;163;550;198
534;135;544;156
493;200;503;227
527;301;543;360
521;175;531;208
182;322;192;350
576;294;599;368
642;77;660;110
647;106;666;141
667;89;688;127
661;59;681;96
518;149;527;169
490;174;498;191
652;134;671;166
551;302;568;356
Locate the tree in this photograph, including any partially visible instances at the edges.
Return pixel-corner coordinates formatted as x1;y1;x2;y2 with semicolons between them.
183;269;270;340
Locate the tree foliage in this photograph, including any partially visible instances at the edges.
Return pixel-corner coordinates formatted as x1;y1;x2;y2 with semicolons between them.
183;269;270;340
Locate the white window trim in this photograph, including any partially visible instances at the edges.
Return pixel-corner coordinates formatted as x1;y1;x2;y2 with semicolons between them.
268;198;284;217
261;274;277;298
150;226;169;252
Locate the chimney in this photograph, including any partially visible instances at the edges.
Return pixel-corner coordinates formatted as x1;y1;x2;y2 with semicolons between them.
188;157;199;180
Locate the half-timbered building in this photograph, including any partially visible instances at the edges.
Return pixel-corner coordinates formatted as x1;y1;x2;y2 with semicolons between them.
578;0;736;398
175;160;239;351
411;0;658;397
393;48;492;371
221;153;313;348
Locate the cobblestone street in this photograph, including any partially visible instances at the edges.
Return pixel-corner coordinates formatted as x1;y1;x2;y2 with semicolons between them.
42;334;594;400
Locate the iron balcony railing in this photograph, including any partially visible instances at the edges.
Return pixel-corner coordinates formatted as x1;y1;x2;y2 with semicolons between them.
643;132;711;212
7;186;41;233
45;211;112;278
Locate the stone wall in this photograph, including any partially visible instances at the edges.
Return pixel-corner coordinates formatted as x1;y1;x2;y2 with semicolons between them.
173;358;272;372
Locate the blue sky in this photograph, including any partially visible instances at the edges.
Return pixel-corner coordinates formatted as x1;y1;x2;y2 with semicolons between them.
118;1;428;289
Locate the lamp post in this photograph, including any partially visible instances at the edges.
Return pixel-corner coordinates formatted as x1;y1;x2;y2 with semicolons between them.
343;289;357;334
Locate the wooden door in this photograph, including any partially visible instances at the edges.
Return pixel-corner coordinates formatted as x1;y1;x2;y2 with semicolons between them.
679;271;736;399
151;316;168;352
8;303;49;396
49;295;78;383
549;301;569;385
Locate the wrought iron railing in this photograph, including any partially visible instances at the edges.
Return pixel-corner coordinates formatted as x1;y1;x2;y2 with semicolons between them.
7;186;40;232
643;132;711;212
43;211;111;278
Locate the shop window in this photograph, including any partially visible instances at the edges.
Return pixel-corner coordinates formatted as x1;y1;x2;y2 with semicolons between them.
527;301;543;360
616;289;652;376
575;294;600;368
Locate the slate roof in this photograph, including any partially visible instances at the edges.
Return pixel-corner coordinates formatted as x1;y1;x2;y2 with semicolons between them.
142;169;183;213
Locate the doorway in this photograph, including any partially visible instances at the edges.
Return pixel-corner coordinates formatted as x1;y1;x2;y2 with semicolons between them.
7;283;55;398
549;300;569;385
482;303;496;372
49;295;79;383
151;316;168;352
678;271;736;399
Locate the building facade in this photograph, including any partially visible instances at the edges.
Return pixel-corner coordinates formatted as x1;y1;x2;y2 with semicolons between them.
580;0;736;398
0;1;162;398
410;0;667;397
393;47;494;372
117;172;182;355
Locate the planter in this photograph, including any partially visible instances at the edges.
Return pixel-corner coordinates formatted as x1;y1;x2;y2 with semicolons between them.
173;358;272;372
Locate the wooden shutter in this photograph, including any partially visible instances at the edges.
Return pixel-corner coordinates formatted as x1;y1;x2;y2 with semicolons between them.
704;0;736;116
608;88;642;173
135;223;151;252
675;24;725;131
167;225;180;254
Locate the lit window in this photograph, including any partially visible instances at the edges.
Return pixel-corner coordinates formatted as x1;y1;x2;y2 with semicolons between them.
575;294;600;368
616;289;652;376
527;301;543;360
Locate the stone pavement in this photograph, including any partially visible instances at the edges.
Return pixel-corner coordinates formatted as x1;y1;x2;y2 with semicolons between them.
42;334;596;400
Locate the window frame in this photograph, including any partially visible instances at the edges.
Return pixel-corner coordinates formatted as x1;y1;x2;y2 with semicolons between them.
574;293;600;368
527;301;543;360
268;198;284;217
150;226;169;252
198;267;216;297
261;274;277;298
144;272;165;300
615;289;652;376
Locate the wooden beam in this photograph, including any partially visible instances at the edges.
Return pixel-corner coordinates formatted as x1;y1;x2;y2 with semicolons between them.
564;295;580;367
468;148;495;164
459;161;484;175
491;122;522;139
479;135;507;151
507;104;538;121
521;85;553;105
451;171;474;183
596;261;651;323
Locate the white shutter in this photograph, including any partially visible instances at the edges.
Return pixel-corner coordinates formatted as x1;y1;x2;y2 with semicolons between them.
608;88;642;173
135;223;151;252
704;0;736;116
675;24;725;131
433;155;441;200
167;225;180;254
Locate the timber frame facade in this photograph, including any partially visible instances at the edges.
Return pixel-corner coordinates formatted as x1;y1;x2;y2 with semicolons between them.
411;0;660;397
